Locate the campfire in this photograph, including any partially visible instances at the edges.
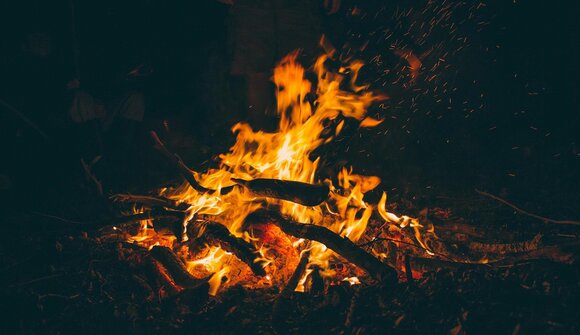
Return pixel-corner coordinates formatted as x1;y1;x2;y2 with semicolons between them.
108;51;441;297
4;1;579;333
105;49;576;308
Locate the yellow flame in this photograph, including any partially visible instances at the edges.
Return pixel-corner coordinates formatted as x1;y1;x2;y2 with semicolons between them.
342;276;361;285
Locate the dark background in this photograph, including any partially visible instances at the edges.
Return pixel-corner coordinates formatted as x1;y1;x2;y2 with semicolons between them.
0;0;578;219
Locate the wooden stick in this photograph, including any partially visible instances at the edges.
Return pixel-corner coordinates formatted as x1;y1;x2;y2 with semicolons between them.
475;189;580;226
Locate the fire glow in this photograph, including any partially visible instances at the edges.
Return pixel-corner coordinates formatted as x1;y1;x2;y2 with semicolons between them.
123;50;438;295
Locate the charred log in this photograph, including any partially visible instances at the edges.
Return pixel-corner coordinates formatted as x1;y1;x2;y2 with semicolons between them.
165;283;211;308
149;246;210;289
232;178;330;206
145;256;182;295
247;211;398;284
187;220;268;276
468;234;543;254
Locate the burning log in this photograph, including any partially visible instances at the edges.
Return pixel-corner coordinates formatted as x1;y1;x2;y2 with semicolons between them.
247;211;398;284
187;220;268;277
231;178;330;206
117;208;268;276
149;246;210;289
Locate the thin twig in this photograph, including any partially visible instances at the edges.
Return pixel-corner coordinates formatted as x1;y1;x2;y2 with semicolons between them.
150;131;236;195
11;273;65;287
150;131;209;193
0;98;49;139
31;211;89;225
475;189;580;226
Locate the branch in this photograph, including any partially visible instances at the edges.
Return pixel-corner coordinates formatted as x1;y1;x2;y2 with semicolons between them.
475;189;580;226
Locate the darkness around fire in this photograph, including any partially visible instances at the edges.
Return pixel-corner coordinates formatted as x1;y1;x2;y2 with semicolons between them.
0;1;578;334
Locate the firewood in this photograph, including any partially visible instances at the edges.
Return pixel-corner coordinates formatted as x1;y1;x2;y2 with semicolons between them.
114;207;185;225
149;246;210;289
145;256;181;295
232;178;330;206
408;257;487;272
475;189;580;226
387;241;398;267
309;265;325;295
111;194;187;210
493;244;576;265
271;250;311;329
187;220;268;276
468;234;542;254
247;211;398;284
344;286;361;329
280;250;311;297
404;253;414;287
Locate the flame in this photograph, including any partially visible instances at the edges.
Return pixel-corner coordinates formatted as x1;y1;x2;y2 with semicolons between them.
125;49;439;294
342;276;361;286
208;266;230;296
